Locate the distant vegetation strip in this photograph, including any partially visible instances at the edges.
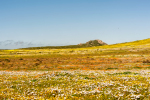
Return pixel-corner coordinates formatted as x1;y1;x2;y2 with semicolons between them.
20;45;91;50
20;39;106;50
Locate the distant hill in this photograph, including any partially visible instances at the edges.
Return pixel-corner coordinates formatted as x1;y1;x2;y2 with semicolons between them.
78;39;107;47
20;39;107;49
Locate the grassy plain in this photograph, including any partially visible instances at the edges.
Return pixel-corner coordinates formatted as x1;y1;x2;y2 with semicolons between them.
0;38;150;99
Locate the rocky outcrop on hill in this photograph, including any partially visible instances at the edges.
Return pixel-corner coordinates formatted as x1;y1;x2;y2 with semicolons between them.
78;39;107;47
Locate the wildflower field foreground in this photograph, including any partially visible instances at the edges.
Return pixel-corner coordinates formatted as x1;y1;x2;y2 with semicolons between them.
0;70;149;100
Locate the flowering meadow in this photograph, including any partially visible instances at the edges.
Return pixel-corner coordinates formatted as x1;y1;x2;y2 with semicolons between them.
0;70;149;100
0;38;150;99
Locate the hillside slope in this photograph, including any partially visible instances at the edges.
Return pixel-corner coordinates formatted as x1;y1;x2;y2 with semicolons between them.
90;38;150;49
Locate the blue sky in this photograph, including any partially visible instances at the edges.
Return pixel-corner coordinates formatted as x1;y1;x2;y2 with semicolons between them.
0;0;150;49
